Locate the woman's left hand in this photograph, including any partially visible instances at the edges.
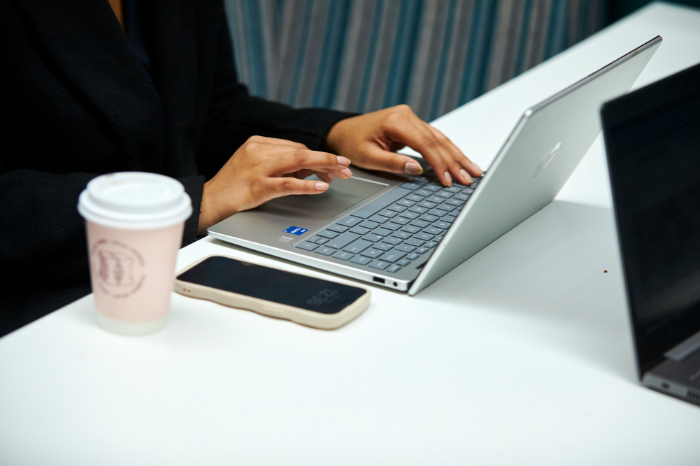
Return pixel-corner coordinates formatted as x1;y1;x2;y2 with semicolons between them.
325;105;482;187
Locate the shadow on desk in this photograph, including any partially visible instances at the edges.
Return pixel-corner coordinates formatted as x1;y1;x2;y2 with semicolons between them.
418;200;637;381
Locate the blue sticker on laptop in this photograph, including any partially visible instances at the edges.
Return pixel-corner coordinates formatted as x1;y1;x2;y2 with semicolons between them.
284;226;308;235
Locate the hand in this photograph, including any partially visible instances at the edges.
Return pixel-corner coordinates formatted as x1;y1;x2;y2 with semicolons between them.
325;105;482;187
198;136;352;234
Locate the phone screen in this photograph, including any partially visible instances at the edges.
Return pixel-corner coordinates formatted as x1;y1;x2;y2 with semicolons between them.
177;256;367;314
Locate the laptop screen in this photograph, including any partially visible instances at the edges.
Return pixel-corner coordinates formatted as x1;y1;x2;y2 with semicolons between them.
603;62;700;376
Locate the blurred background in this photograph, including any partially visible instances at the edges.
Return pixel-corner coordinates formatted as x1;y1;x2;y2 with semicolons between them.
225;0;700;122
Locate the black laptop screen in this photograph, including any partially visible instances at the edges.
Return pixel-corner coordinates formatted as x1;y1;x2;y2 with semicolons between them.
603;63;700;376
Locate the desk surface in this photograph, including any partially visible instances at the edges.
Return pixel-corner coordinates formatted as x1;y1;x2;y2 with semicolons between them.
3;3;700;465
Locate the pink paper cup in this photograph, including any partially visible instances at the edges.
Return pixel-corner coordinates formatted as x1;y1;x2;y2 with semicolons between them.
78;173;192;335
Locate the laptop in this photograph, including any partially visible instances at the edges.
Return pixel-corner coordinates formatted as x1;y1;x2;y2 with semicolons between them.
602;61;700;406
209;36;661;296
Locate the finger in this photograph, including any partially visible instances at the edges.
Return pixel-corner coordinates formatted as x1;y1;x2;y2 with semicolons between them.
273;150;351;176
429;126;482;179
315;172;334;183
384;112;454;185
247;136;308;149
267;177;329;200
357;144;425;175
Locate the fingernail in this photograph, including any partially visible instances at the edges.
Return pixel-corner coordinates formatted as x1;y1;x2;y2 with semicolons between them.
316;182;328;191
340;168;352;177
460;168;473;184
337;156;349;167
472;162;483;175
404;162;423;175
444;172;452;186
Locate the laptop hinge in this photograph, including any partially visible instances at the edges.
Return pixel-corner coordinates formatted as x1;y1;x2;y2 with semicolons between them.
665;329;700;361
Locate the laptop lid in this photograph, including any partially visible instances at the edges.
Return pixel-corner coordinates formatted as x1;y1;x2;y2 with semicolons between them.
602;61;700;378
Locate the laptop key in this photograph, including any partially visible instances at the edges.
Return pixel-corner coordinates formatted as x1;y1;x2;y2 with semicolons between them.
426;241;438;248
417;201;437;209
369;259;390;270
327;224;349;233
350;255;372;265
336;216;362;227
359;220;379;229
435;235;444;242
373;227;392;236
399;211;419;219
351;187;412;218
405;238;425;247
444;186;462;193
315;238;328;245
398;259;411;266
379;250;406;263
393;216;411;225
422;184;440;192
429;208;449;217
397;199;416;207
344;239;372;254
433;221;450;230
374;242;393;251
332;251;354;261
369;214;389;224
446;198;464;206
316;246;337;256
296;242;318;251
424;227;442;235
419;214;439;222
406;194;424;202
462;187;475;194
400;182;423;190
415;189;432;197
387;204;407;212
391;231;412;240
416;247;429;254
409;219;430;228
317;230;339;239
400;225;421;234
382;222;402;231
407;253;420;260
382;236;402;246
349;226;370;235
409;206;429;214
361;248;384;258
377;209;398;218
414;232;434;241
326;232;361;249
395;244;415;253
387;265;402;273
363;233;383;243
436;191;453;198
442;215;456;223
308;236;324;243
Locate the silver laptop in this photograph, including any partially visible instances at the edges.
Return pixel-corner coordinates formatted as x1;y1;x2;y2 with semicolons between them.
209;37;661;296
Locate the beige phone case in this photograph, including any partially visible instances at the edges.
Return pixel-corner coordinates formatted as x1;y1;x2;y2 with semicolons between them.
173;255;371;330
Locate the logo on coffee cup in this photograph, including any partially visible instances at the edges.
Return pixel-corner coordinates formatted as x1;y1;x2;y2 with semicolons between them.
91;239;146;298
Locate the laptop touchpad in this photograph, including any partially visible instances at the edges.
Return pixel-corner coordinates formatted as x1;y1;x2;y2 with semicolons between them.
269;175;387;217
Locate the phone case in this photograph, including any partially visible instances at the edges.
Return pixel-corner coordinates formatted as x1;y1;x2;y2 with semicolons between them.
173;255;371;330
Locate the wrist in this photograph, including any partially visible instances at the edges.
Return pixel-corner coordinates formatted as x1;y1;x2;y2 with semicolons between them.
197;181;227;235
324;116;355;155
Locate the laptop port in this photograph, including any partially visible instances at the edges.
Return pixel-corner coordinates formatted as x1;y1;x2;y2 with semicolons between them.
661;382;671;390
373;276;386;284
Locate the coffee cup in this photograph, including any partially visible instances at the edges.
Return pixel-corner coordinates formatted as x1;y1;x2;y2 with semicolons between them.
78;172;192;335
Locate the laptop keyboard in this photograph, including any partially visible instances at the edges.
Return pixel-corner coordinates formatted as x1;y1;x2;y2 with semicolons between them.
294;174;481;274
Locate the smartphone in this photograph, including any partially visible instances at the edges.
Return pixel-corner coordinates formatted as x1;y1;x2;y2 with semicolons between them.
174;255;370;329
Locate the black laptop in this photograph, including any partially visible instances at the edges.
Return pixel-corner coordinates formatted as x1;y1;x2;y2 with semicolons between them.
602;62;700;406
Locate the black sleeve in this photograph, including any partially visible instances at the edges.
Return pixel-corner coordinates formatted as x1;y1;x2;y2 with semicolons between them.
196;14;358;180
0;169;204;284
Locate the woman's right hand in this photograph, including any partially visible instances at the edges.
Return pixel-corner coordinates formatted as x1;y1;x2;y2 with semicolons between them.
197;136;352;235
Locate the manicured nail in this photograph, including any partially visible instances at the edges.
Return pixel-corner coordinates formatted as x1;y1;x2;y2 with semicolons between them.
460;169;473;184
316;182;328;191
444;172;452;186
341;168;352;177
337;156;349;166
404;162;423;175
471;162;483;176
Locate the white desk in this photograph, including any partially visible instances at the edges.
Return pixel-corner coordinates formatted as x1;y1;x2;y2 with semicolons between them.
2;3;700;465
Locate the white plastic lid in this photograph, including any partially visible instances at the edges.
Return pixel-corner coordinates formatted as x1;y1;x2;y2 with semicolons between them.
78;172;192;230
